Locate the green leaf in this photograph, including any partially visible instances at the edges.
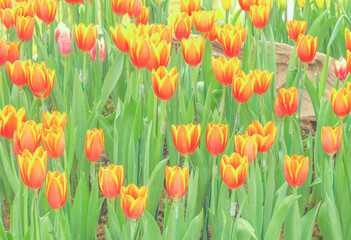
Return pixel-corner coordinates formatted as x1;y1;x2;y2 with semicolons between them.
301;203;321;240
318;195;343;240
141;211;161;240
182;209;204;240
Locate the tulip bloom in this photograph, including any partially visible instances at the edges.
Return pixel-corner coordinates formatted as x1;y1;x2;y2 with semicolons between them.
27;62;55;99
0;0;11;9
212;56;241;85
42;111;67;130
110;24;132;53
89;37;106;63
42;125;65;159
99;165;124;199
206;123;229;156
152;66;178;101
129;37;151;68
238;0;254;11
147;39;171;72
220;153;248;189
284;155;309;187
111;0;127;15
46;171;67;209
192;10;215;34
146;24;172;44
330;87;351;118
65;0;84;4
274;87;299;117
18;2;35;17
334;57;349;81
346;28;351;52
0;8;18;29
127;0;141;18
121;184;148;219
286;20;307;41
220;0;231;10
251;69;274;95
13;120;42;157
297;34;318;63
180;0;200;16
172;12;192;41
321;126;341;156
347;50;351;73
232;71;254;103
85;128;104;162
55;21;68;43
234;134;257;164
0;105;26;139
6;41;20;64
247;121;277;152
74;23;97;52
58;29;72;56
172;124;201;156
18;147;47;189
136;6;149;26
220;29;247;58
0;38;6;65
181;37;204;66
165;166;189;199
16;16;35;41
206;22;221;42
249;3;270;29
6;60;31;87
35;0;57;24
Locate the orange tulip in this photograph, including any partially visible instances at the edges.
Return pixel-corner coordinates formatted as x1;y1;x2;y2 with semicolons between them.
206;123;228;156
250;3;270;29
234;134;257;164
111;0;127;15
172;124;201;156
206;22;221;42
181;37;204;66
129;37;151;68
321;126;341;156
284;154;309;187
121;184;148;219
330;87;351;118
297;34;318;63
16;16;35;41
219;28;247;58
251;69;274;95
0;8;19;29
110;24;134;53
46;171;67;209
192;10;215;34
232;71;254;103
347;50;351;73
334;57;349;81
42;111;67;130
0;38;6;65
27;62;55;99
147;24;173;44
74;23;97;52
0;0;11;9
17;2;35;17
127;0;141;18
152;66;178;101
35;0;57;23
13;120;42;157
247;121;277;152
274;87;299;117
18;147;47;189
211;56;241;85
345;28;351;52
286;20;307;41
147;39;171;72
6;41;20;64
42;125;65;159
6;60;31;87
172;12;192;41
238;0;254;11
0;105;26;139
220;152;248;189
99;165;124;199
136;6;149;26
65;0;84;4
180;0;200;16
85;128;104;162
165;166;189;199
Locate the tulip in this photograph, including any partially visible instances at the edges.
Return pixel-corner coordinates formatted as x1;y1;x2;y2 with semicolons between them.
35;0;57;24
127;0;141;18
17;2;35;17
206;22;221;42
18;147;47;189
42;125;65;159
220;153;248;189
121;184;148;219
89;37;106;63
274;87;299;117
181;37;204;66
315;0;330;8
85;128;104;162
129;37;151;68
334;57;349;81
206;123;229;156
220;0;231;10
232;71;254;103
172;124;201;156
13;120;42;157
99;165;124;199
294;0;305;8
277;0;287;9
27;62;55;99
286;20;307;41
110;24;133;53
0;38;6;65
65;0;84;4
284;154;309;187
46;171;67;209
16;16;35;41
0;8;19;29
321;126;341;156
247;121;277;152
152;66;178;101
238;0;254;11
74;23;97;52
347;50;351;73
0;0;11;9
42;111;67;131
346;28;351;52
6;41;20;64
55;21;69;43
136;6;149;26
219;28;247;57
147;24;173;44
58;28;71;56
330;87;351;118
172;12;192;41
192;10;215;34
211;56;241;85
147;39;171;72
180;0;200;16
111;0;127;15
0;105;26;139
234;134;257;164
249;3;270;29
6;60;31;87
297;34;318;63
251;69;274;95
165;166;189;199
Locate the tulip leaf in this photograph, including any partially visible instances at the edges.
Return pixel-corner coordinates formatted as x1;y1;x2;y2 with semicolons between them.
304;75;320;119
141;211;161;240
318;195;343;240
182;209;204;240
301;203;321;240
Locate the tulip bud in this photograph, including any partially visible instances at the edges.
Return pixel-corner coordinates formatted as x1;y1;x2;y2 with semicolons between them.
99;165;124;199
121;184;148;219
232;71;254;103
247;121;277;153
180;0;200;16
274;87;299;117
5;60;31;87
334;57;349;81
152;66;178;101
74;23;97;52
206;123;229;156
46;171;68;209
297;34;318;63
211;56;241;85
16;16;35;42
0;38;6;66
90;37;106;63
220;152;248;189
234;134;257;164
6;41;20;64
85;128;104;162
42;111;67;130
165;166;189;199
181;37;204;66
286;20;307;41
35;0;57;24
13;120;42;157
330;87;351;118
284;155;309;187
0;105;26;139
321;126;341;156
172;124;201;156
42;125;65;159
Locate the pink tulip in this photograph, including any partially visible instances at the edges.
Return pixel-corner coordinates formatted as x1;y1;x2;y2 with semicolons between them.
335;57;349;81
58;29;71;56
89;37;106;63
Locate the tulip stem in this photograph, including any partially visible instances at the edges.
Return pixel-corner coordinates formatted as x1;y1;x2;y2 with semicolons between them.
183;155;189;169
234;104;241;135
130;219;137;239
90;163;96;183
330;155;335;198
40;96;45;114
191;67;198;123
229;189;236;240
9;143;18;181
288;117;293;156
126;56;130;89
136;70;144;184
83;52;87;92
225;9;230;24
219;85;226;123
298;63;307;126
34;190;42;240
174;199;180;220
154;94;158;137
54;210;60;240
211;156;217;213
24;185;28;232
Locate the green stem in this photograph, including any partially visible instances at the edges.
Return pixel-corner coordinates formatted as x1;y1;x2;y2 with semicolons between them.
219;85;226;122
234;104;241;134
288;116;293;156
131;219;137;239
55;210;60;240
174;199;180;220
298;64;307;125
63;57;69;109
225;9;230;24
90;162;95;183
330;155;335;198
154;94;158;137
192;67;198;123
24;186;28;231
229;189;236;239
34;190;42;240
210;156;217;212
183;155;189;169
83;52;87;91
161;100;167;135
40;96;45;114
136;69;144;184
126;56;130;87
9;143;18;181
